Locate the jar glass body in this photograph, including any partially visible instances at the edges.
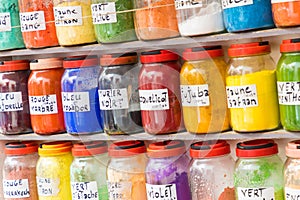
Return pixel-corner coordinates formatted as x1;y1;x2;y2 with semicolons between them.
226;54;280;132
61;66;103;134
53;0;96;46
272;1;300;27
284;157;300;197
99;63;143;135
180;57;230;134
28;68;65;135
0;70;31;134
18;0;59;48
0;0;25;50
133;0;179;40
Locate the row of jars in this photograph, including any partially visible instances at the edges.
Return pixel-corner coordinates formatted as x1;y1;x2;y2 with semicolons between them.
1;0;300;50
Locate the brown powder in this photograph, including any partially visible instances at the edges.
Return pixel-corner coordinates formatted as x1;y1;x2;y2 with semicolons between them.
218;187;235;200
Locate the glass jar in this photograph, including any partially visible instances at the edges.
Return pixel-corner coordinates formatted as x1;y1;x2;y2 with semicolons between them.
36;141;73;200
28;58;65;135
180;46;230;134
0;0;25;50
146;140;191;200
226;41;280;132
3;142;38;200
18;0;59;48
175;0;225;36
70;141;109;200
99;53;143;135
134;0;179;40
61;55;103;135
107;140;147;200
0;60;31;135
221;0;274;32
277;38;300;131
91;0;137;43
53;0;96;46
189;140;235;200
272;0;300;27
234;139;284;200
139;50;183;134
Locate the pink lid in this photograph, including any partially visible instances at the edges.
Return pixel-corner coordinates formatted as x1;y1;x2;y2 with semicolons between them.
286;140;300;158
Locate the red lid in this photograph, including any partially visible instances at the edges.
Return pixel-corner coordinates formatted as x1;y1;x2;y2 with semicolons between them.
140;50;179;64
280;38;300;53
100;52;137;66
147;140;186;158
0;60;29;72
30;58;63;70
228;41;271;57
63;55;98;69
190;140;231;158
108;140;146;158
183;46;224;61
5;141;38;155
236;139;278;158
72;141;108;157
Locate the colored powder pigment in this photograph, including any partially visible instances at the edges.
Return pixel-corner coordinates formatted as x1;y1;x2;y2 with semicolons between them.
272;1;300;27
218;187;235;200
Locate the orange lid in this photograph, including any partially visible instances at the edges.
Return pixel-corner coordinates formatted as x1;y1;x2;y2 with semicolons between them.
38;141;72;156
183;46;224;61
63;55;98;69
108;140;146;158
0;60;29;72
228;41;270;57
286;140;300;158
72;141;108;157
280;38;300;53
30;58;63;70
147;140;186;158
100;52;137;66
190;140;230;158
5;141;38;155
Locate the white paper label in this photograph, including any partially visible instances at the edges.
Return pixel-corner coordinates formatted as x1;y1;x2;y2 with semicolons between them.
277;81;300;105
180;84;210;107
271;0;298;3
71;181;98;200
62;92;90;112
91;3;117;24
237;187;274;200
54;6;83;26
146;183;178;200
98;88;129;110
3;179;30;198
226;85;258;108
107;182;132;199
0;92;23;112
29;94;58;115
20;11;46;32
221;0;253;9
0;12;11;32
285;187;300;200
175;0;206;10
37;177;60;197
139;89;169;111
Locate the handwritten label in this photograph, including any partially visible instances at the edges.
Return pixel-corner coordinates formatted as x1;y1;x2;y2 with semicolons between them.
91;3;117;24
237;187;274;200
277;81;300;105
20;11;46;32
146;183;178;200
107;182;132;199
139;89;169;111
37;177;60;197
0;12;11;32
271;0;298;3
71;181;98;200
285;187;300;200
221;0;253;9
3;179;30;198
98;88;129;110
29;94;58;115
180;84;209;107
54;6;82;26
226;85;258;108
175;0;206;10
62;92;90;112
0;92;23;112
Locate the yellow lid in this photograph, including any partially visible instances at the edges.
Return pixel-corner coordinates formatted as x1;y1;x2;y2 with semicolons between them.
38;141;72;156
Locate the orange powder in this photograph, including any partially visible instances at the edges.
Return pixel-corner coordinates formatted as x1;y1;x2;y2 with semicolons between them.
272;1;300;27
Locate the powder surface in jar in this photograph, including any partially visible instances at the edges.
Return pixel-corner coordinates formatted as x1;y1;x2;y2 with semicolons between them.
272;1;300;27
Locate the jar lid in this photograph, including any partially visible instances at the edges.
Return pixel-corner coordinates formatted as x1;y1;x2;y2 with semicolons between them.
228;41;271;57
280;38;300;53
183;46;224;60
236;139;278;158
0;60;29;72
108;140;146;158
100;52;138;66
63;55;98;69
190;140;231;158
147;140;186;158
72;141;108;157
38;141;72;156
30;58;63;70
140;50;179;64
285;140;300;158
5;141;38;155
